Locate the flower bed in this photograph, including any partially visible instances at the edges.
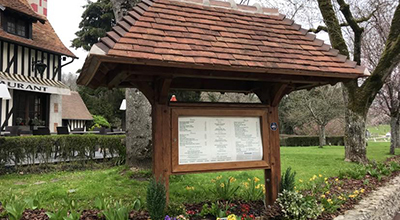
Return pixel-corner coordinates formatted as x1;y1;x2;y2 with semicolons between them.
0;156;399;220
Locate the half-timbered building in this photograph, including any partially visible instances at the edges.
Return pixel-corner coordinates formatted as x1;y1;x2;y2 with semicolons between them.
0;0;77;132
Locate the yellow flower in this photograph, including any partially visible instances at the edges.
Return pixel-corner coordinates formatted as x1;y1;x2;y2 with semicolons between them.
254;177;260;182
220;183;225;188
248;178;251;182
299;179;303;183
255;184;261;189
211;179;216;183
324;177;328;181
349;194;356;198
227;214;237;220
338;187;342;190
322;207;325;212
242;182;249;188
325;181;328;184
335;178;339;182
294;186;297;189
216;175;222;180
185;186;194;190
325;191;330;194
360;189;365;193
354;190;359;194
229;177;236;183
327;199;333;204
321;195;326;198
319;174;323;177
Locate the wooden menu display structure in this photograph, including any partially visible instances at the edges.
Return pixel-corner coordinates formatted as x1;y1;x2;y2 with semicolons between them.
77;0;368;206
152;101;281;206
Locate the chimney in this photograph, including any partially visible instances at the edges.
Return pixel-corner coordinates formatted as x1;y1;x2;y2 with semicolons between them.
27;0;48;17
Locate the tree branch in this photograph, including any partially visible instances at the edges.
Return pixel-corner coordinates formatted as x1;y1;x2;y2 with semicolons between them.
308;12;375;33
336;0;363;64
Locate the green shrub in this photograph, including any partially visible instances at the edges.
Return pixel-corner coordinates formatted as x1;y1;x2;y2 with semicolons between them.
91;115;111;129
166;203;186;218
280;167;296;192
102;202;129;220
46;209;68;220
146;177;167;220
208;176;240;201
241;177;265;201
0;135;126;168
5;199;26;220
277;190;322;220
280;136;344;146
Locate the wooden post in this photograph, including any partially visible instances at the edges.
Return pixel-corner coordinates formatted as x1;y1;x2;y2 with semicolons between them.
265;106;281;206
152;103;171;201
152;78;172;201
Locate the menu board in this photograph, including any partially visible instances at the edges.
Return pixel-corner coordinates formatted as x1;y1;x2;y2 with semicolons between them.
178;116;263;165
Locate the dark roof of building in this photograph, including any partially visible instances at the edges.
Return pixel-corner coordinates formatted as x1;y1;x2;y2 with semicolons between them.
82;0;368;80
62;91;93;120
0;0;76;58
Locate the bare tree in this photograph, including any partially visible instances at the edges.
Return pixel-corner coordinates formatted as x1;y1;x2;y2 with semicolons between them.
285;85;344;147
312;0;400;163
374;68;400;154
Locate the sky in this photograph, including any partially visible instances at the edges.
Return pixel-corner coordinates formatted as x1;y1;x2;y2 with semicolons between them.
47;1;88;75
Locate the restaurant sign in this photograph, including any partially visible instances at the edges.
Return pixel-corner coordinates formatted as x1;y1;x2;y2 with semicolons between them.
0;80;70;95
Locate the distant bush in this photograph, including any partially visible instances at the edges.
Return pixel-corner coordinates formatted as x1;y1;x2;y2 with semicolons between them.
280;136;344;146
0;135;125;168
91;115;111;129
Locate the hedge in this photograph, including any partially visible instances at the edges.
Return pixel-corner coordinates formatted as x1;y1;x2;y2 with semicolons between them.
280;135;344;146
0;135;126;167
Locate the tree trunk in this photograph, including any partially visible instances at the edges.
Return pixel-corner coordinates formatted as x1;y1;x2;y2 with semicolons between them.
125;88;152;168
397;116;400;148
390;114;399;154
343;94;368;163
318;124;326;148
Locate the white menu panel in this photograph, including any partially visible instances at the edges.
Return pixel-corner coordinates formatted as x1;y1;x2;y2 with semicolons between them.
178;116;263;165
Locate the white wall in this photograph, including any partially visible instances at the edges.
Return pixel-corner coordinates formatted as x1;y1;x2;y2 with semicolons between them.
49;94;62;133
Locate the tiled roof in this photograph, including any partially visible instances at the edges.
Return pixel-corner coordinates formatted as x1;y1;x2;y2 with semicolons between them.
0;0;76;58
62;91;93;120
88;0;368;78
0;0;45;22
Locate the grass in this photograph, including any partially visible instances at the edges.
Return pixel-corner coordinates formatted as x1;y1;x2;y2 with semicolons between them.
367;124;390;136
0;142;398;209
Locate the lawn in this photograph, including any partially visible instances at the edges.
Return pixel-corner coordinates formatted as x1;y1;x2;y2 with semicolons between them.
367;124;390;136
0;142;398;209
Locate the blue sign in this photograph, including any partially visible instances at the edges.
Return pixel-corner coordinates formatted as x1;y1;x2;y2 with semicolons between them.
270;122;278;131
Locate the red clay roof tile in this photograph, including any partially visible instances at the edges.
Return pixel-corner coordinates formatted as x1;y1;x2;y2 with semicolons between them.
86;0;368;79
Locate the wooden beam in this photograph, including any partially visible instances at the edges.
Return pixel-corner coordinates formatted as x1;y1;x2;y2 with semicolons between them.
157;78;172;105
271;84;289;107
133;82;155;105
170;78;258;93
107;70;130;89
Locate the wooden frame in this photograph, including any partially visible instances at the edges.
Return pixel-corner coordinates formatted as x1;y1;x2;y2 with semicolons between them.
170;107;270;174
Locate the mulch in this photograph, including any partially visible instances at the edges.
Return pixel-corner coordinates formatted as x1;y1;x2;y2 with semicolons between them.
0;156;399;220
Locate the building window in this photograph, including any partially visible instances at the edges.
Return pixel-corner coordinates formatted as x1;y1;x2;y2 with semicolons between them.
3;14;30;38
